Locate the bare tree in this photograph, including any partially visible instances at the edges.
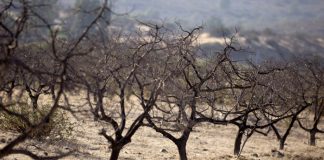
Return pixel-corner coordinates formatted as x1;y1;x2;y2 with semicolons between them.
74;22;171;160
296;58;324;146
1;1;322;159
0;0;110;158
142;27;279;159
268;61;313;150
227;62;291;155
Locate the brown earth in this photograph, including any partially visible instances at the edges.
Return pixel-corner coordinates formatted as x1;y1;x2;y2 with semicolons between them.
1;94;324;160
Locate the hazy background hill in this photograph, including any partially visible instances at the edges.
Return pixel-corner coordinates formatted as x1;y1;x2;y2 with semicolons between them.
112;0;324;35
58;0;324;61
59;0;324;35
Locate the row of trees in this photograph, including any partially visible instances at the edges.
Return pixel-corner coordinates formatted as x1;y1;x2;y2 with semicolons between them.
0;1;323;160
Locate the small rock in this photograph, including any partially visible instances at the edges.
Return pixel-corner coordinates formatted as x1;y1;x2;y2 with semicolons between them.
44;152;48;156
203;148;208;151
0;138;6;143
160;149;168;153
271;150;284;158
293;155;300;157
251;153;258;157
64;147;69;150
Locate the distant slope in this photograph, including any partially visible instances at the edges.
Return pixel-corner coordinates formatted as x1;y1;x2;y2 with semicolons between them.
200;31;324;62
113;0;324;36
57;0;324;61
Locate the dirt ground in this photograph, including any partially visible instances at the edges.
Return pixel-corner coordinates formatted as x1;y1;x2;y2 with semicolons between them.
1;94;324;160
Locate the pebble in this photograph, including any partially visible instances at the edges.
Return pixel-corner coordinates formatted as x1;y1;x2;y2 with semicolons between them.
160;149;168;153
251;153;258;157
271;150;284;158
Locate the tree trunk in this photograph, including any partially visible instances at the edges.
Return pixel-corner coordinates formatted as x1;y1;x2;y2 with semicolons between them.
94;90;103;120
279;116;297;150
51;85;56;101
309;130;316;146
270;124;281;141
279;138;285;150
31;96;39;110
109;147;121;160
176;142;188;160
234;127;244;155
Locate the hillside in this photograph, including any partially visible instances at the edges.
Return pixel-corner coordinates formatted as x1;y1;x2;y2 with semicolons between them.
112;0;324;36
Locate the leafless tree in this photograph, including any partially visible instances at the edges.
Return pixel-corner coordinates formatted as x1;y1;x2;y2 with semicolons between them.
296;58;324;146
225;62;292;155
268;61;313;150
141;27;285;159
1;1;322;159
74;22;172;160
0;0;110;158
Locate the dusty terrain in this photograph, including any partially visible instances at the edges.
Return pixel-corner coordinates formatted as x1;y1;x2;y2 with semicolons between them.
1;94;324;160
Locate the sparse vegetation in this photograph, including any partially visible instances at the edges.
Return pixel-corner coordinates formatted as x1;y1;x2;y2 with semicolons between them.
0;102;74;141
0;0;323;160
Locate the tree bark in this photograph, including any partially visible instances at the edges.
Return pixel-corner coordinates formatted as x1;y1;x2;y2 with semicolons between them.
270;124;281;141
31;95;39;110
234;127;244;155
94;90;103;120
279;139;285;150
176;142;188;160
279;116;297;150
309;130;316;146
109;147;121;160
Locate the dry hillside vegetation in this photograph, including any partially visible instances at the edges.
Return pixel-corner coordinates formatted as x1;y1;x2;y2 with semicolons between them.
1;1;324;160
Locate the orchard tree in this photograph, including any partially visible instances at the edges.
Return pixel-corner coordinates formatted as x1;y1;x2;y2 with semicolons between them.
296;58;324;146
0;0;110;158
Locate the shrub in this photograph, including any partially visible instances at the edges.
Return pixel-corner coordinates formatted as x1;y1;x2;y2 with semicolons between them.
0;103;74;142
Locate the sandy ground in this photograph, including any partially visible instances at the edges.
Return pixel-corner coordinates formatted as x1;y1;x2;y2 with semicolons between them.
1;94;324;160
